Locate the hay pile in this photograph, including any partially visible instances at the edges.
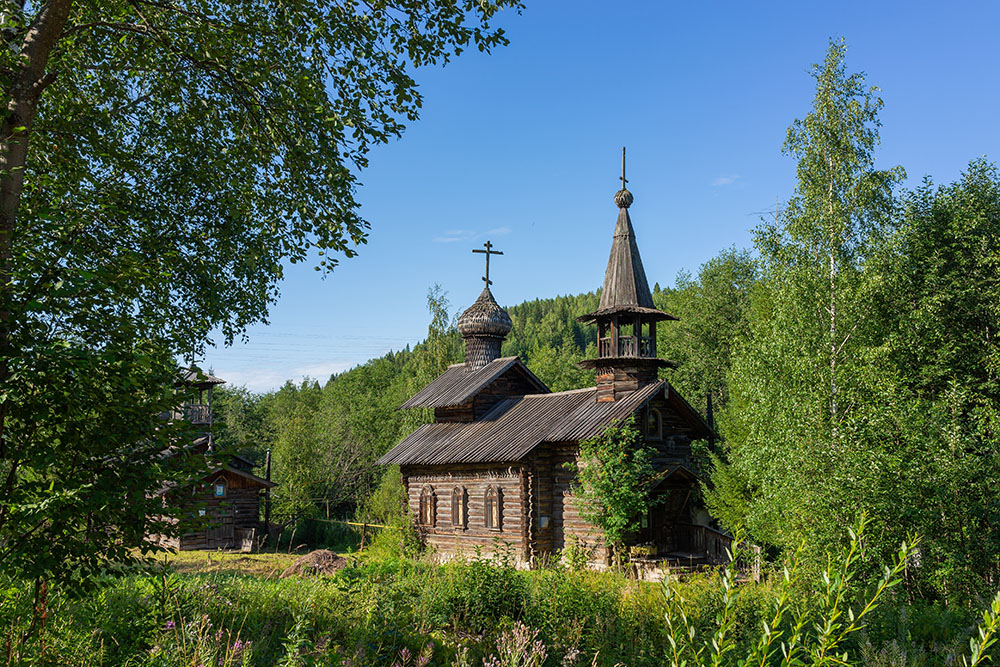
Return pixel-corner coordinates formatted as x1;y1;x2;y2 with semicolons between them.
280;549;348;578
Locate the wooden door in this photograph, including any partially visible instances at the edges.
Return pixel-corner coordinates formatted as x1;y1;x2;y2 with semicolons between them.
208;506;235;546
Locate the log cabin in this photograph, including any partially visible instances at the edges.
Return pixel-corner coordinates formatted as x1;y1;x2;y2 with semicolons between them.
378;156;730;567
154;369;275;551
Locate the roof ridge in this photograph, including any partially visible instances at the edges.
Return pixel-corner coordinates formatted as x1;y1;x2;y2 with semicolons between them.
525;386;594;397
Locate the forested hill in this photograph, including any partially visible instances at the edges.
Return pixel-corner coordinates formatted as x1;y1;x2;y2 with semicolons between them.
212;250;756;519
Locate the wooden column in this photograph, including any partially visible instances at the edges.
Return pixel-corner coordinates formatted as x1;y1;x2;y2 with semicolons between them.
263;449;272;537
633;315;641;356
610;316;619;358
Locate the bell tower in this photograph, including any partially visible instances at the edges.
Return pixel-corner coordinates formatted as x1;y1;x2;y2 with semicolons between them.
577;149;676;402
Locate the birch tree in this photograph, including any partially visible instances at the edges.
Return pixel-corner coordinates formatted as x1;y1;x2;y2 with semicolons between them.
709;39;903;561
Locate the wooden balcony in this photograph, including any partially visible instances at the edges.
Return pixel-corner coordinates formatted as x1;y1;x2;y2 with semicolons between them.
182;403;212;425
598;335;655;358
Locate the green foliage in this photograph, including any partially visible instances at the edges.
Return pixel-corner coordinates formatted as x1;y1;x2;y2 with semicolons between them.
703;40;1000;604
503;292;600;392
426;554;529;634
662;518;917;667
0;0;523;593
358;466;408;527
708;38;907;574
2;527;998;666
655;247;759;412
571;417;659;552
213;385;275;467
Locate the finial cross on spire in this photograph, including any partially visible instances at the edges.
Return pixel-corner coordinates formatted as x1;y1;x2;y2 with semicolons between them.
619;146;628;190
472;240;503;286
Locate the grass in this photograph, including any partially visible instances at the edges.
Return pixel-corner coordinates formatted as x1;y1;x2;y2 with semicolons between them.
2;525;997;666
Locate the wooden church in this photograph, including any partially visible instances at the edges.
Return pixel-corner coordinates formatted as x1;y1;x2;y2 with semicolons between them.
378;155;730;567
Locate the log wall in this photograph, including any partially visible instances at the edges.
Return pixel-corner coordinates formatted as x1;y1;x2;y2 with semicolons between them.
549;442;609;565
472;371;544;419
178;471;266;551
402;463;526;559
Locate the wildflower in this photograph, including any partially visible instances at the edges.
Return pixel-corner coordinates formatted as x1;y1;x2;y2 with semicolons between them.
418;640;434;667
165;620;176;630
483;622;548;667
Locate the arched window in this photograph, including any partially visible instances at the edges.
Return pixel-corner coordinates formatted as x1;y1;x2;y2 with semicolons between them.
646;408;662;440
484;485;502;531
418;485;436;527
452;486;466;529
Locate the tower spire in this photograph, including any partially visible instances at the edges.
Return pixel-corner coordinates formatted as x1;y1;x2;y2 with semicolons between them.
577;150;677;401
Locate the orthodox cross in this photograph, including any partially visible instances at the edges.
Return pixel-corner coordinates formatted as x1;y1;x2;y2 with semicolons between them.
620;146;628;190
473;240;503;286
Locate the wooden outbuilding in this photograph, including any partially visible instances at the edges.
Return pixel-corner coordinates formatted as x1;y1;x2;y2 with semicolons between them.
378;156;730;567
154;369;275;551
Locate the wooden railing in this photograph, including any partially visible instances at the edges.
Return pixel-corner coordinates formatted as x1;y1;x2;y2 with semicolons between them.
598;336;655;358
182;404;212;425
675;523;732;565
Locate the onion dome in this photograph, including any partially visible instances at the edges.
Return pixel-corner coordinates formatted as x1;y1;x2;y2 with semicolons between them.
458;286;512;337
458;286;512;369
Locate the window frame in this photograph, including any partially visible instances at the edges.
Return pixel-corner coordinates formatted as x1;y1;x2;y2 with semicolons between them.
451;485;467;530
646;407;663;440
484;485;502;531
418;485;436;527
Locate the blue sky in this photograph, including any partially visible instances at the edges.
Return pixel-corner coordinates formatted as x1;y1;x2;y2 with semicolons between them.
205;1;1000;392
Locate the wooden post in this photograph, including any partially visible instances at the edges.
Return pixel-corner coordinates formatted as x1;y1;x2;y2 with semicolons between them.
263;449;272;543
610;315;619;357
325;499;330;520
360;523;367;550
634;315;641;356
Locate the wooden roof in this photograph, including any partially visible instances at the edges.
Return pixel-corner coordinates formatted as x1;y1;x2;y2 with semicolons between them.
400;356;549;409
153;464;275;496
379;380;715;466
207;465;276;488
191;435;256;470
177;368;226;387
578;201;676;323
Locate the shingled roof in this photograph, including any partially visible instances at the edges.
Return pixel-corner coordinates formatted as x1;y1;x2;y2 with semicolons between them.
578;188;676;323
400;356;549;410
177;368;226;386
379;380;714;466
